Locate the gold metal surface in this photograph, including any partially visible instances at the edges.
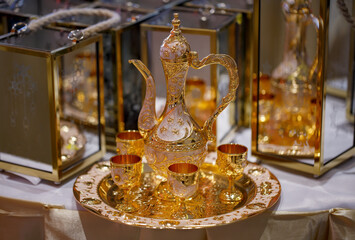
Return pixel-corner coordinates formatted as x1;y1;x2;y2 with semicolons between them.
110;154;142;212
73;153;281;229
167;163;199;199
240;12;253;127
114;29;125;136
167;163;200;219
116;130;144;157
110;155;142;189
217;144;248;177
217;144;248;203
130;13;239;179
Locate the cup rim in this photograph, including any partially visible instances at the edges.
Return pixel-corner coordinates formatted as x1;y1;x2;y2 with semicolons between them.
168;163;199;175
110;154;141;165
217;143;248;156
116;130;143;141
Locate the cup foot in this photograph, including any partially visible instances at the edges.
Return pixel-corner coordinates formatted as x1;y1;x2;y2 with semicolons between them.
170;203;195;220
219;189;243;204
154;181;176;201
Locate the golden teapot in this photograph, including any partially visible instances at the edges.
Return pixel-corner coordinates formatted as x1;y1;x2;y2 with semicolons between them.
129;13;239;178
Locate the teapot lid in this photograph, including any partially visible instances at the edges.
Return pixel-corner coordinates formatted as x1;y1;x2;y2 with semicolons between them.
282;0;311;14
160;13;191;62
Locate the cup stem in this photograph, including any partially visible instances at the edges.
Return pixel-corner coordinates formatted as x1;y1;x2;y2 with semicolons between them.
219;176;242;204
117;188;138;213
171;197;191;219
228;176;235;193
123;188;129;201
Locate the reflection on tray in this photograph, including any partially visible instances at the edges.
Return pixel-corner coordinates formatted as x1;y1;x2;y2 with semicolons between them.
99;169;254;219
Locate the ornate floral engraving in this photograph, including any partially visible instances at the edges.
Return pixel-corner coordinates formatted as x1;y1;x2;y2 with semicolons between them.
248;168;266;176
81;198;102;205
9;64;37;132
259;181;273;195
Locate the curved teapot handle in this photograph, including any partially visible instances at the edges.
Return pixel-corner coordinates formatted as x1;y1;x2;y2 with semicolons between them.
190;52;239;142
308;13;323;83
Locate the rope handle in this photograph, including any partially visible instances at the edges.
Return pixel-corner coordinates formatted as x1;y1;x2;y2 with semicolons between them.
11;8;121;41
337;0;355;29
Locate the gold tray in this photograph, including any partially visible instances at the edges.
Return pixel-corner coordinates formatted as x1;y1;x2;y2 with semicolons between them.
73;154;281;229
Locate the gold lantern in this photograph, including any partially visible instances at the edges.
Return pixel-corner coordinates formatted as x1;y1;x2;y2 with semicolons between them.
0;26;105;182
252;0;355;176
50;3;158;151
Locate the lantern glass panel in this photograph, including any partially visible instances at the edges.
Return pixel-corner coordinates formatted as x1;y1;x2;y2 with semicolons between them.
0;48;54;172
58;43;102;165
323;0;354;162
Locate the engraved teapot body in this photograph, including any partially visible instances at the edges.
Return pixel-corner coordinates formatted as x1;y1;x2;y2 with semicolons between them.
129;13;239;178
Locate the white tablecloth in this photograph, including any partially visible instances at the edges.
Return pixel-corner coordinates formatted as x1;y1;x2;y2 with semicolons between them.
3;129;354;212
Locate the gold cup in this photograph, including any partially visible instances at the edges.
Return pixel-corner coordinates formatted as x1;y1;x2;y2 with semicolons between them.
116;130;144;157
167;163;199;219
110;154;142;212
216;143;248;204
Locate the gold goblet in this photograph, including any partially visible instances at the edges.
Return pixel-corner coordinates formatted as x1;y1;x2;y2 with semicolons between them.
216;143;248;204
167;163;199;219
116;130;144;157
110;154;142;213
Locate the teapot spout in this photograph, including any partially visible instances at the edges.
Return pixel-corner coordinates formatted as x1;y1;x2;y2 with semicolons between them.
129;59;157;138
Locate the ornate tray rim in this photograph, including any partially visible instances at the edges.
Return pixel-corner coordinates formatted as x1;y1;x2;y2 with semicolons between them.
73;156;281;229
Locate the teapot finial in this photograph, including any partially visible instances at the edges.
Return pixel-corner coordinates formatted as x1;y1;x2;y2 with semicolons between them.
171;13;181;34
160;13;190;62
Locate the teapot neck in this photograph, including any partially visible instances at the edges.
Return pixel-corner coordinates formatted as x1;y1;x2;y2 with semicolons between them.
161;60;189;109
283;5;311;64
